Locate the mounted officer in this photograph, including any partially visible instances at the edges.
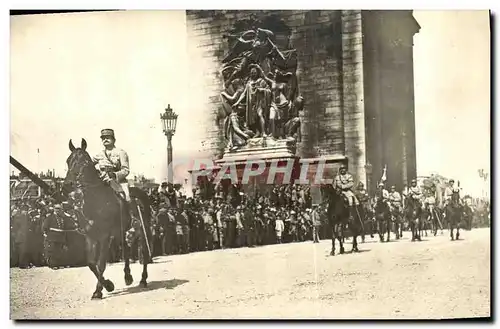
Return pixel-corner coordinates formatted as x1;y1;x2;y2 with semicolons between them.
407;179;423;204
375;182;390;205
92;129;131;203
333;163;359;208
355;182;370;205
443;179;456;208
388;185;402;213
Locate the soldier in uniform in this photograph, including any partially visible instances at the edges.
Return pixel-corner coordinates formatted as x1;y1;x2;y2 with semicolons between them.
355;183;369;204
92;129;131;202
388;186;403;213
407;179;423;204
311;204;321;243
201;206;213;251
12;204;30;268
42;204;69;269
333;164;359;209
443;179;455;208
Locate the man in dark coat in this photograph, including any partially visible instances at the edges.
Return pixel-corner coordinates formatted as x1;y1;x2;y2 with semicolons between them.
12;205;30;268
42;204;70;269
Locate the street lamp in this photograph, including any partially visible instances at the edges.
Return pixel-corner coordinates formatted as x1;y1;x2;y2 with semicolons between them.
160;104;178;184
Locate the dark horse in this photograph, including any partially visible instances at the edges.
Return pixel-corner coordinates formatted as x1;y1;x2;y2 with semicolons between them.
322;185;362;256
445;191;462;241
391;205;404;240
423;203;442;236
373;193;392;242
62;139;152;299
404;195;423;241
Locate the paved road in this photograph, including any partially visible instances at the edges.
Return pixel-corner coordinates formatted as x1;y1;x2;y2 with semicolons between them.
11;228;490;319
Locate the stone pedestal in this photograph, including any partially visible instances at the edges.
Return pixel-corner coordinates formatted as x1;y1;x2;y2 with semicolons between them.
215;136;297;166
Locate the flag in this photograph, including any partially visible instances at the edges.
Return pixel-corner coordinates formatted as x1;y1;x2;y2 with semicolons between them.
380;165;387;184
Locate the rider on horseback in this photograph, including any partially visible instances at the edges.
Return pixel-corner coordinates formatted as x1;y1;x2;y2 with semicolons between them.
388;185;402;213
407;179;423;204
333;164;359;208
443;179;462;207
376;182;390;206
355;182;369;204
443;179;454;207
92;129;131;203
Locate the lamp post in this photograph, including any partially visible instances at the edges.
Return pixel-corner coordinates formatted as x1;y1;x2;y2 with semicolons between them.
160;104;178;185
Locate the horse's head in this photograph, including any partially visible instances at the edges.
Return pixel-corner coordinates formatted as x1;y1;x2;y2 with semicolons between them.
62;139;99;196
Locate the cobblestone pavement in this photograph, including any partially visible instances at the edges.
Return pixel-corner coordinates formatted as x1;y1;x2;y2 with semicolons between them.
10;228;490;319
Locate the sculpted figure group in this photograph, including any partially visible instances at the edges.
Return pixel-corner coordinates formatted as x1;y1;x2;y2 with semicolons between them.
220;26;304;151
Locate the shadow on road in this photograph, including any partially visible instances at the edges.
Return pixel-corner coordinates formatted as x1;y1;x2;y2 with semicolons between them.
326;249;371;257
151;258;173;264
107;279;189;298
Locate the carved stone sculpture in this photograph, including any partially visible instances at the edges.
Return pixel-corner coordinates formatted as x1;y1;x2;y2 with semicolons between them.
219;25;304;151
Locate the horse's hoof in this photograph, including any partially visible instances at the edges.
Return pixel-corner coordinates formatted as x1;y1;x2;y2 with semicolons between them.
91;292;103;300
352;247;359;253
125;274;134;286
103;279;115;292
330;251;335;256
339;248;345;255
140;281;148;288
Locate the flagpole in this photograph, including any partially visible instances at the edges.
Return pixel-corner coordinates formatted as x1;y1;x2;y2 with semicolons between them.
37;148;40;175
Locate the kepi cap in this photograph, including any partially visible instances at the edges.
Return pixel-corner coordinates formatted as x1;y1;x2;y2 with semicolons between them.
100;129;115;139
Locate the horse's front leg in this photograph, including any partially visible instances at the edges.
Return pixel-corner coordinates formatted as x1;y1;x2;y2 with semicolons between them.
140;228;151;288
377;219;384;242
456;220;460;240
449;220;454;241
338;224;345;254
330;224;336;256
410;218;416;242
85;237;102;299
351;228;359;253
386;217;391;242
86;236;113;300
99;236;115;293
122;232;133;286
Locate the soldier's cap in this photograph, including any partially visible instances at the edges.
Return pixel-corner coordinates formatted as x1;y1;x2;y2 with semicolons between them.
100;129;115;139
391;186;396;189
339;163;347;169
411;179;417;183
449;179;455;183
378;182;384;187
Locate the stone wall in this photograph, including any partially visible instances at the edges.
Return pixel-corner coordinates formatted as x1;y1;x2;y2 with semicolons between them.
186;10;349;163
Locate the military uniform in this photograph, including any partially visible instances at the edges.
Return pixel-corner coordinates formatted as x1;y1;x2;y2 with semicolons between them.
42;207;69;269
407;185;423;202
311;207;321;243
92;129;131;201
443;186;454;207
355;185;370;205
388;190;403;212
202;210;215;250
333;168;359;206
